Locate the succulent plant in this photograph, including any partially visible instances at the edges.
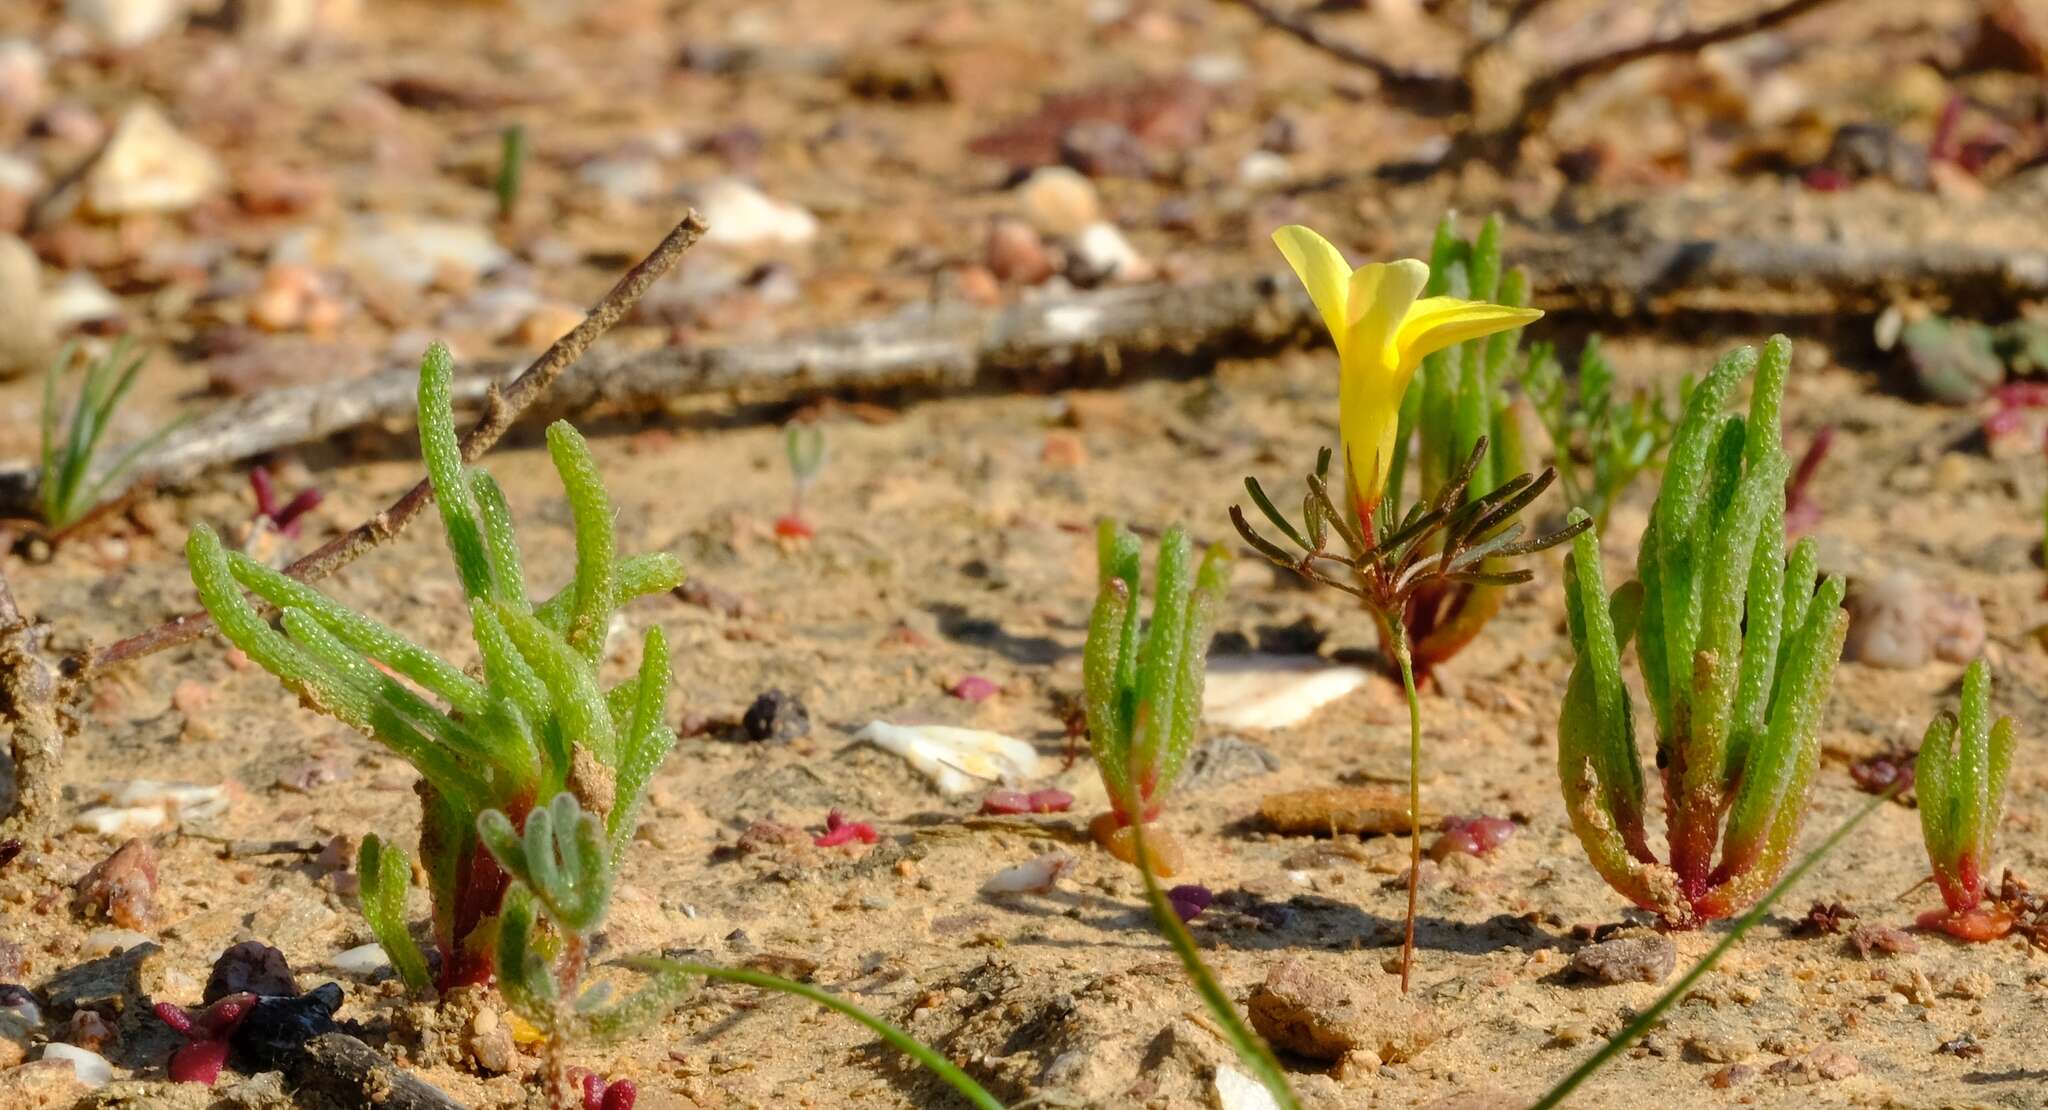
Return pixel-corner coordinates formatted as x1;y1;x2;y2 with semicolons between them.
187;342;682;991
484;793;689;1106
1082;520;1228;876
1558;335;1848;928
1915;658;2017;941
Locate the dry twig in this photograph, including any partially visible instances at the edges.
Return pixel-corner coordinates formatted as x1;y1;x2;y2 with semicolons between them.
0;555;64;835
85;210;707;672
2;226;2038;524
1232;0;1842;164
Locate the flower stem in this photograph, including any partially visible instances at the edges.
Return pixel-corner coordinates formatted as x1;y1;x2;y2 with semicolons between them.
1389;620;1422;993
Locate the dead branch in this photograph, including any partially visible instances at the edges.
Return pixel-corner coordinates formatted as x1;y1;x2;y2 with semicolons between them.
1502;0;1837;144
1229;0;1467;107
287;1033;466;1110
2;229;2043;546
0;554;65;837
1231;0;1842;164
11;224;2048;494
85;210;707;672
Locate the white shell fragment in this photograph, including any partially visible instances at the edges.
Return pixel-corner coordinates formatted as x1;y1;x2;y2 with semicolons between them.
980;852;1077;897
1213;1065;1281;1110
329;942;392;977
43;1043;113;1088
854;721;1040;797
1203;654;1370;730
82;929;154;956
75;780;229;835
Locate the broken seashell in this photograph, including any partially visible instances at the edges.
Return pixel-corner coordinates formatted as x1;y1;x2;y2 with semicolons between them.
1204;654;1370;730
980;852;1076;896
855;721;1040;797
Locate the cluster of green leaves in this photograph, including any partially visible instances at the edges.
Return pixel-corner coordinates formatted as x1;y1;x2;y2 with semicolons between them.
1898;313;2048;404
483;794;691;1102
1377;214;1547;675
1559;336;1848;928
1521;336;1690;530
1917;659;2015;923
187;341;682;990
37;339;183;531
1083;521;1228;828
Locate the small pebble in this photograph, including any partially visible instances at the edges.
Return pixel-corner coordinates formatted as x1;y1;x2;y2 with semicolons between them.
74;838;157;928
949;675;999;702
984;219;1054;285
1015;165;1102;237
328;942;390;977
741;689;810;743
207;942;297;1002
1843;570;1985;669
1068;222;1151;285
980;852;1076;896
694;177;818;247
1166;884;1214;922
1570;930;1676;984
83;102;224;216
41;1042;113;1088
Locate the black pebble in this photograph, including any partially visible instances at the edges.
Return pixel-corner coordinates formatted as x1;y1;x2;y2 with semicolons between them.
741;688;809;742
231;982;343;1069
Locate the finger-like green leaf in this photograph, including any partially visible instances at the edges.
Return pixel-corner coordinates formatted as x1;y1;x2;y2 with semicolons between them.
417;342;496;601
356;835;433;993
545;420;617;663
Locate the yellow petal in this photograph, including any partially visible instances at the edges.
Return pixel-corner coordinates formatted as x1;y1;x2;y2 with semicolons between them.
1395;297;1544;371
1271;225;1352;342
1343;259;1425;337
1338;366;1403;508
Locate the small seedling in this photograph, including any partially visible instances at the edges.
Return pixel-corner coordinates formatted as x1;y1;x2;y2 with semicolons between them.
248;465;322;538
1915;659;2017;941
1558;336;1849;928
1520;335;1689;531
1081;520;1228;877
36;340;184;533
188;342;683;992
482;793;691;1107
495;124;527;223
1783;425;1832;537
774;422;825;538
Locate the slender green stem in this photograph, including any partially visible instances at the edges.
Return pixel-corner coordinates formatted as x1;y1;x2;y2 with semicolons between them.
1389;620;1423;994
1128;820;1300;1110
1530;786;1895;1109
655;962;1004;1110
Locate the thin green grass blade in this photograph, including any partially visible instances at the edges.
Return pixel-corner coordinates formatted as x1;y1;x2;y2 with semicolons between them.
643;960;1005;1110
1128;819;1299;1110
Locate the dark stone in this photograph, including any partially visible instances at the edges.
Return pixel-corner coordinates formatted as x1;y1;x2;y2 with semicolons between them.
741;689;810;743
205;942;298;1004
231;982;343;1069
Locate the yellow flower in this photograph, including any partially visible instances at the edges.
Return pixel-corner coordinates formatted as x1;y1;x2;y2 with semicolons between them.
1272;225;1542;510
